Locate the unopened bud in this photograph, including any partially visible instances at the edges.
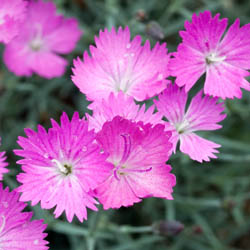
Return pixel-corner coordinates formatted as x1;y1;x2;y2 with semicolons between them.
152;220;184;237
135;9;147;22
146;21;165;41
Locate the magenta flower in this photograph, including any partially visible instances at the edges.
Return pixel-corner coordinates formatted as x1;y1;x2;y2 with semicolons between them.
0;0;27;44
0;184;48;249
0;142;8;181
72;26;170;102
14;112;112;222
154;84;226;162
87;91;164;131
4;0;82;79
94;116;176;209
170;10;250;99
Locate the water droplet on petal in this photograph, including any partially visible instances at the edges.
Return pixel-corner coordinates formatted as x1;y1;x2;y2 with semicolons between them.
158;73;163;80
44;153;49;159
34;239;39;245
130;53;135;57
82;146;87;152
126;43;131;49
139;126;144;131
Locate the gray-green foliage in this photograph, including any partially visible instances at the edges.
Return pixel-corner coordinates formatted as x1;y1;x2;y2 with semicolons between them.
0;0;250;249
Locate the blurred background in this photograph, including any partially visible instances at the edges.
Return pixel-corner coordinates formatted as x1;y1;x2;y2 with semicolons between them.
0;0;250;249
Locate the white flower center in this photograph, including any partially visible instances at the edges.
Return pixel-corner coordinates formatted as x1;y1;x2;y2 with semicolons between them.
29;24;44;51
52;159;72;176
30;37;43;51
205;52;226;65
113;44;136;93
175;119;190;134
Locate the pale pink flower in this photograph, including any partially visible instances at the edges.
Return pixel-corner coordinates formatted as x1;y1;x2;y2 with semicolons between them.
154;84;226;162
170;10;250;99
0;137;9;180
72;26;170;102
87;91;164;132
14;112;112;222
94;116;176;209
4;0;82;79
0;184;48;249
0;0;27;44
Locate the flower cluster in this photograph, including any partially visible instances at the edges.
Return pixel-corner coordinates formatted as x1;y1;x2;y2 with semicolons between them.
1;3;250;248
14;111;176;219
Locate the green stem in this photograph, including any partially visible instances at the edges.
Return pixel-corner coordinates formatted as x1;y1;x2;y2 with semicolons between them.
86;237;96;250
110;224;153;234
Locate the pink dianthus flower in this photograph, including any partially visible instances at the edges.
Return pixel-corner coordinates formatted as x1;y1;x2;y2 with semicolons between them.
72;26;170;102
87;91;163;132
170;10;250;99
4;0;82;79
14;112;112;222
0;184;48;249
0;0;27;44
154;84;226;162
94;116;176;209
0;137;9;180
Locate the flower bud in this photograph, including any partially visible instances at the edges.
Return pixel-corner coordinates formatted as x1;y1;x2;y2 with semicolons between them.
146;21;165;40
152;220;184;237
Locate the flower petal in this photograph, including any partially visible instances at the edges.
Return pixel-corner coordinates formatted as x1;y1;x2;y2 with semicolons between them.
125;164;176;200
185;91;226;131
88;91;164;131
154;84;187;124
180;133;220;162
95;175;141;209
205;62;250;99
